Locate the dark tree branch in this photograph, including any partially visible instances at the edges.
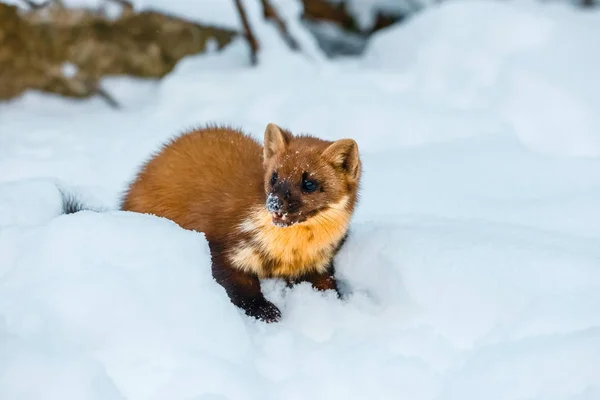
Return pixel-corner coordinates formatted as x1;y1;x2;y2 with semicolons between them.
81;78;120;108
233;0;259;65
95;85;120;109
259;0;300;51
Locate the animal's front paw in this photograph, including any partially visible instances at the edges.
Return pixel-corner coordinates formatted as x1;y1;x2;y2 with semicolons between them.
240;297;282;323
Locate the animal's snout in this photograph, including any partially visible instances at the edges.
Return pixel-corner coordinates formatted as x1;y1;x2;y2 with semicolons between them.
267;181;302;214
266;193;283;213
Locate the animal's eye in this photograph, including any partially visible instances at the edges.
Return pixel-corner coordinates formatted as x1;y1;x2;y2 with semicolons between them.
270;172;278;186
301;179;318;193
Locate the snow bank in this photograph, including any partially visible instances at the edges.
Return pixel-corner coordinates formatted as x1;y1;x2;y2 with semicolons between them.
363;0;600;157
0;334;126;400
0;210;258;400
356;134;600;238
0;179;64;228
1;194;599;399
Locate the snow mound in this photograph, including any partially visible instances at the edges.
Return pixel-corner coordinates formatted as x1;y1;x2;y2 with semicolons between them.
0;210;255;400
0;179;64;228
0;333;126;400
1;186;599;399
363;0;600;157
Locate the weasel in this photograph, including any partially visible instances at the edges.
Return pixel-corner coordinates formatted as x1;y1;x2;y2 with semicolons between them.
120;123;362;322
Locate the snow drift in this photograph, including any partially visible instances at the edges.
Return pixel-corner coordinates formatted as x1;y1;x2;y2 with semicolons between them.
363;0;600;157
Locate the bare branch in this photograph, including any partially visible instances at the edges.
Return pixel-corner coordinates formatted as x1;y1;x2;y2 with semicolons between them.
260;0;300;51
95;85;121;109
233;0;260;65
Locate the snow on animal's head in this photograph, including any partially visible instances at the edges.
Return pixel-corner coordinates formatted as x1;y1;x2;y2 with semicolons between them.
262;122;362;228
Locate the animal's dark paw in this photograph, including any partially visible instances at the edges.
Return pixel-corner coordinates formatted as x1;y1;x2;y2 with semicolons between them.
240;297;282;323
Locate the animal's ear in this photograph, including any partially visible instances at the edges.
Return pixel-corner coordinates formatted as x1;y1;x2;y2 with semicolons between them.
263;123;291;161
322;139;361;181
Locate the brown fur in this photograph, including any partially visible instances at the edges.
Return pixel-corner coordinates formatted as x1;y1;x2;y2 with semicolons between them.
121;123;361;322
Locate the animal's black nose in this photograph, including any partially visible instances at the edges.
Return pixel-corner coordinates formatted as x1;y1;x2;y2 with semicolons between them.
266;194;283;212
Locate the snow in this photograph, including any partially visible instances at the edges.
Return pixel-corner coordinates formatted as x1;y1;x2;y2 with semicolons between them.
5;0;240;28
362;0;600;157
1;1;600;399
323;0;425;30
61;63;78;79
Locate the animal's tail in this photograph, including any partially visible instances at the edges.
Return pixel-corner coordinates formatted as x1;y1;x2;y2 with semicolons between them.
58;187;102;215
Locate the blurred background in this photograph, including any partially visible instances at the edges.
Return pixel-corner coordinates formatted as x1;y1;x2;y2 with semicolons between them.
1;0;599;215
0;0;598;106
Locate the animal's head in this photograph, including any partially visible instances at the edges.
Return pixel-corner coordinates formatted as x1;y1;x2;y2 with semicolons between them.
262;123;361;228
